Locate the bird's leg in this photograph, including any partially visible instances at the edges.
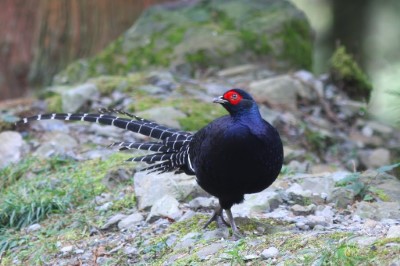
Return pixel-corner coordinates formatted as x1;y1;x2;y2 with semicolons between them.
225;208;243;239
203;205;229;229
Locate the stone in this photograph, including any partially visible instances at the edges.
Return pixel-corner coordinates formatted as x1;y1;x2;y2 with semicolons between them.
89;123;123;138
60;245;73;253
386;225;400;238
101;213;127;230
315;206;335;221
232;190;282;217
359;148;391;169
355;201;400;220
307;215;329;228
329;187;356;208
33;132;78;158
249;75;305;112
118;213;144;230
203;228;230;241
134;171;206;210
196;242;225;260
217;64;257;77
349;236;378;247
174;232;201;250
286;183;311;205
61;83;99;113
25;223;41;233
261;247;279;259
291;204;316;216
146;195;182;223
137;106;186;129
188;197;218;209
0;131;24;168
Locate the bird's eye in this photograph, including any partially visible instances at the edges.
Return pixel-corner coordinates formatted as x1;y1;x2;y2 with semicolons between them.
231;94;238;100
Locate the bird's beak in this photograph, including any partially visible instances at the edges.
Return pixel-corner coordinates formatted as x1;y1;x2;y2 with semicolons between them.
213;96;228;104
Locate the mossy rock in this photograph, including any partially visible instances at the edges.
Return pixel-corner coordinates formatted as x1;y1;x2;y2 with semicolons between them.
54;0;313;85
330;45;373;101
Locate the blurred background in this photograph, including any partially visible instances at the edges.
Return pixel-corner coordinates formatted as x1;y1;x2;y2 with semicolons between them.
0;0;399;125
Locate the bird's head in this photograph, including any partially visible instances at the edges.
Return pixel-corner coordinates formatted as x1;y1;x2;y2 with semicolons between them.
213;89;259;116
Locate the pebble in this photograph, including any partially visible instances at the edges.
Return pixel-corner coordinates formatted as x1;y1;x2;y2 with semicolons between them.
26;223;41;233
261;247;279;259
291;204;316;216
386;225;400;238
196;243;225;260
118;213;144;230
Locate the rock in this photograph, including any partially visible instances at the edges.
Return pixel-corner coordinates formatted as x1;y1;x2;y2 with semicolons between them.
123;246;138;255
286;183;311;205
217;64;257;77
118;213;144;230
31;119;70;132
232;190;282;217
146;71;177;92
355;201;400;220
307;215;329;228
56;0;312;83
315;206;335;221
134;171;206;210
61;83;99;112
146;195;182;223
101;213;127;230
60;245;73;253
0;131;24;168
196;242;225;260
291;204;316;216
174;232;201;250
89;123;123;138
287;160;309;174
178;210;196;222
349;236;378;247
386;225;400;238
249;75;306;112
188;197;218;209
33;132;78;158
261;246;279;259
25;223;41;233
359;148;391;168
329;187;356;208
95;202;113;211
203;228;230;241
137;106;186;129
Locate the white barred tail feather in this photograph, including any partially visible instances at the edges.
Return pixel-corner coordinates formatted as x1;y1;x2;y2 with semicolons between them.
17;112;195;175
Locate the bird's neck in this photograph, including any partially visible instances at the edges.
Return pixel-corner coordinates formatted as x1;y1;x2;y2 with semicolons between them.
231;105;263;123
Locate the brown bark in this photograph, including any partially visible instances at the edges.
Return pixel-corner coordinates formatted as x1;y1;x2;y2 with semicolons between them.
0;0;172;101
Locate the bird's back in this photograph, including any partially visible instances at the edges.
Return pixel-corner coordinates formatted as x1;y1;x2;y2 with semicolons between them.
189;115;283;209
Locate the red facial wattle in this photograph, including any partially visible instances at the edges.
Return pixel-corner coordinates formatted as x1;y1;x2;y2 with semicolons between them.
223;90;243;105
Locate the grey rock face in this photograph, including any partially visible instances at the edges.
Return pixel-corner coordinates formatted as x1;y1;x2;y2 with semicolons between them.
146;195;182;223
134;171;206;210
61;83;99;113
0;131;24;168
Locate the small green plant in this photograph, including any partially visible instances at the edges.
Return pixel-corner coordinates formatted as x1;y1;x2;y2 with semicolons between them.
335;162;400;202
225;239;246;266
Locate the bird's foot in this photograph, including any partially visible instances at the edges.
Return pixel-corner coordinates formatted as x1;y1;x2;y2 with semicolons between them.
203;206;229;229
225;209;243;239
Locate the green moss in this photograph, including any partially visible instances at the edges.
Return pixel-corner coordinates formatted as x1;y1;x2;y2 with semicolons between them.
111;194;136;211
173;100;226;131
278;19;313;70
330;45;373;101
240;30;272;56
45;94;63;113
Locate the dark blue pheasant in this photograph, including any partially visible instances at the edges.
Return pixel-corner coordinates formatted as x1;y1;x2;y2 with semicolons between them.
17;89;283;236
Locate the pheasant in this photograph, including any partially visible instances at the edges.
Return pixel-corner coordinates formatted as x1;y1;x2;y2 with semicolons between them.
17;88;284;237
